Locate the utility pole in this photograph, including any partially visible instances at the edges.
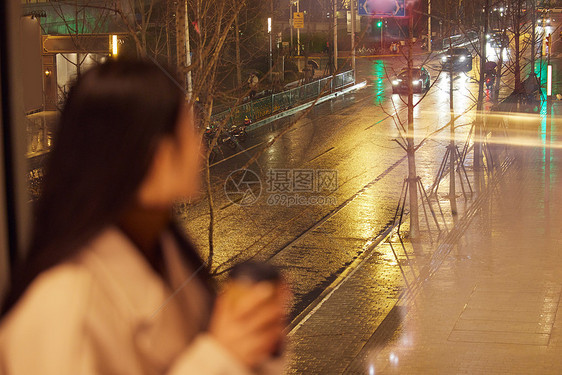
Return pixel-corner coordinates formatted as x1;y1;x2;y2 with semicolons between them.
184;0;192;99
290;1;293;53
530;0;536;77
474;0;489;174
514;0;522;92
176;0;192;99
333;0;338;71
407;6;420;238
270;0;274;82
381;20;384;50
351;0;356;79
427;0;432;52
546;50;552;233
297;0;301;55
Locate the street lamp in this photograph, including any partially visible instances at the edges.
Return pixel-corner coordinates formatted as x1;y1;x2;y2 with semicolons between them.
547;64;552;97
291;0;300;56
268;17;272;83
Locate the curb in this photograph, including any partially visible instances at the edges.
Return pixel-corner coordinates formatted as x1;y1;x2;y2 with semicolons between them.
286;218;402;336
287;157;517;339
246;80;368;133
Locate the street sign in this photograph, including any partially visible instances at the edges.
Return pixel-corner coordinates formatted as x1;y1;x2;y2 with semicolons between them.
358;0;406;17
358;0;370;16
293;12;304;28
347;11;360;33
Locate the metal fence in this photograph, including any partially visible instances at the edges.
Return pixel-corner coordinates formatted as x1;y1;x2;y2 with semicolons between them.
210;70;355;128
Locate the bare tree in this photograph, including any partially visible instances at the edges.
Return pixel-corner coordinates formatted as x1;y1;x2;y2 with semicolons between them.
46;0;113;76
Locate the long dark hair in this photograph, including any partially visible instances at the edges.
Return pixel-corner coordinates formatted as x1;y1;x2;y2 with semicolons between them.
2;59;186;315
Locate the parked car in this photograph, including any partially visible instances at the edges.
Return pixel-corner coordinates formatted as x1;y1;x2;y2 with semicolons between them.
392;67;431;94
440;47;473;72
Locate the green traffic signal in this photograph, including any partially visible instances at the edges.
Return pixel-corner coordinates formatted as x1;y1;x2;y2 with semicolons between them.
376;20;382;28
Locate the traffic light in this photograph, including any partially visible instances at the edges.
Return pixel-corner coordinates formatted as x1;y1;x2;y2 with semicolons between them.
376;20;383;28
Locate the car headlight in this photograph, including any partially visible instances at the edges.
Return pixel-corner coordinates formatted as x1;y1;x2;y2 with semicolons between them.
392;80;400;85
459;56;466;62
413;80;421;85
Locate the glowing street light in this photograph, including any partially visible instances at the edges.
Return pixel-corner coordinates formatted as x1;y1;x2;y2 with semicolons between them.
110;34;118;57
268;17;272;82
547;64;552;96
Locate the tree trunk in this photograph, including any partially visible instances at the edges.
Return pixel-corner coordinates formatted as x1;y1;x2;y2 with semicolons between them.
449;44;457;215
166;0;172;66
235;11;242;88
175;0;187;87
514;0;521;92
407;9;419;238
494;32;505;100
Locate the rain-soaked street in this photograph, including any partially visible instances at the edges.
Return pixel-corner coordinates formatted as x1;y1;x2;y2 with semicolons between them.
170;28;562;369
171;35;561;370
177;51;516;318
6;0;562;373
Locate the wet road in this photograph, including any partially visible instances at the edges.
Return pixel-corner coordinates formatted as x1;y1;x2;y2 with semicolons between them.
177;51;511;320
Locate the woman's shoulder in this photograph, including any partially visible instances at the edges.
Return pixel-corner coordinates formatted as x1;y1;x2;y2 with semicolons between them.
0;252;146;374
0;259;97;372
0;230;147;372
1;259;94;332
0;227;141;339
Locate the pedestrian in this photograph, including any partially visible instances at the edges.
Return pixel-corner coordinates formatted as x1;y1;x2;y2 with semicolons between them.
484;60;498;76
0;60;288;374
248;73;259;100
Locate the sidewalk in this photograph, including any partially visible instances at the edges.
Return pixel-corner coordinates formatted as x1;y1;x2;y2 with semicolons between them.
287;103;562;374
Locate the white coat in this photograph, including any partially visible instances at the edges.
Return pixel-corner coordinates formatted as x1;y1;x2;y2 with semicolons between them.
0;226;281;374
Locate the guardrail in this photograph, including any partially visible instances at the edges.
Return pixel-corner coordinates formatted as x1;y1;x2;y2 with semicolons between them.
25;71;356;177
210;70;355;128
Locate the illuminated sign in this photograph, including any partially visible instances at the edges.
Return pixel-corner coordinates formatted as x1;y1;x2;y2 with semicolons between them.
358;0;406;18
293;12;304;28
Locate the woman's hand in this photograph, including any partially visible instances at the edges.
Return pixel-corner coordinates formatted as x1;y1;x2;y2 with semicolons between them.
208;281;290;369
